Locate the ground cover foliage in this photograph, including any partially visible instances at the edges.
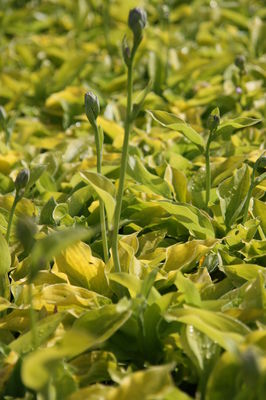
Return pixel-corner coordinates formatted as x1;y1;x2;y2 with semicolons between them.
0;0;266;398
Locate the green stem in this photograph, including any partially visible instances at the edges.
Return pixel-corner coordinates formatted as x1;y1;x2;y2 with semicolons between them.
6;192;19;244
92;121;109;263
112;62;133;273
243;168;255;223
28;282;37;349
205;133;212;208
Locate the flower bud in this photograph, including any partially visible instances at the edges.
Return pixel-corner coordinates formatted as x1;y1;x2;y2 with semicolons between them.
84;91;100;125
255;154;266;172
207;107;220;132
128;8;147;42
14;168;30;192
235;55;245;72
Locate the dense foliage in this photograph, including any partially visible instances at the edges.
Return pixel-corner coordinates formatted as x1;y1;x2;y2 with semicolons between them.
0;0;265;399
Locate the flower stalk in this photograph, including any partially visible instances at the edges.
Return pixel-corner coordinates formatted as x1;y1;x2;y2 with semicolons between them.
205;108;220;208
85;92;109;263
111;8;147;273
6;168;30;244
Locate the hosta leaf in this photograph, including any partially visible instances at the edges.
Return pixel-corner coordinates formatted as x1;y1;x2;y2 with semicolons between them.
9;313;66;354
240;239;266;260
21;330;96;391
164;387;193;400
152;201;215;239
217;164;250;228
22;299;131;391
214;117;261;137
53;241;109;295
0;172;14;193
73;298;132;341
181;324;220;375
68;384;112;400
163;239;218;272
67;186;92;216
223;264;266;286
0;233;11;275
70;351;117;387
175;271;202;306
108;273;160;304
127;156;172;199
97;116;124;147
147;110;205;149
39;196;57;225
165;306;250;351
253;198;266;234
106;364;174;400
30;227;97;279
26;283;110;312
206;348;266;400
80;171;116;227
50;54;87;92
225;219;260;249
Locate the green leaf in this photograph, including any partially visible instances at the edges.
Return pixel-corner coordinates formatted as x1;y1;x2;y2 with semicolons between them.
53;202;69;223
80;171;116;228
152;201;215;239
217;164;250;228
51;53;87;92
223;264;266;286
53;241;109;295
163;239;218;272
108;273;160;304
21;330;95;391
22;299;131;391
175;271;202;306
214;117;261;138
240;239;266;260
147;110;205;149
165;306;250;351
106;364;174;400
73;298;132;341
253;198;266;234
30;227;97;279
68;186;92;216
0;233;11;276
164;387;193;400
9;313;66;354
0;172;14;194
127;156;172;199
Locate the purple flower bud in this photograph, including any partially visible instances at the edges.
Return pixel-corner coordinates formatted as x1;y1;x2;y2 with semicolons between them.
207;107;220;132
15;168;30;192
128;8;147;40
84;91;100;125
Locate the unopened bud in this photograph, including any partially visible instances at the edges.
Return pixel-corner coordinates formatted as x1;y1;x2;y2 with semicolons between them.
84;91;100;125
207;107;220;133
128;8;147;42
15;168;30;192
255;154;266;171
235;55;246;72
